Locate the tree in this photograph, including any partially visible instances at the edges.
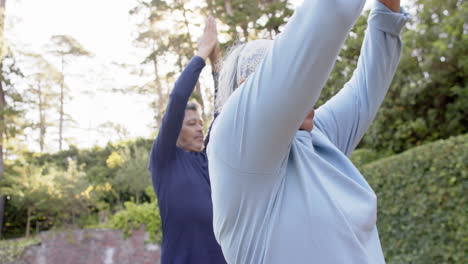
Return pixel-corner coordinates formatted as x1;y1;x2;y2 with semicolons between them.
211;0;293;41
0;55;26;237
128;0;172;127
0;0;6;239
0;0;25;239
108;146;151;204
52;159;90;226
129;0;218;124
97;121;130;141
362;0;468;153
22;53;61;152
48;35;92;151
0;164;57;238
317;0;467;154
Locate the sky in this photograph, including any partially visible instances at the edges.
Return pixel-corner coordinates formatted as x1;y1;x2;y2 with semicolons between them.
6;0;410;152
7;0;154;151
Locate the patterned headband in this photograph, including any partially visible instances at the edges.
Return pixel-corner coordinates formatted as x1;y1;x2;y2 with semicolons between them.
235;39;273;86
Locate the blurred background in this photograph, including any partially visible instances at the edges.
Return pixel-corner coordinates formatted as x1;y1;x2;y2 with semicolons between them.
0;0;466;263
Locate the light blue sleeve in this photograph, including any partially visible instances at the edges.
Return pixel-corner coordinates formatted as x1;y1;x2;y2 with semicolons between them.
315;2;410;156
210;0;367;174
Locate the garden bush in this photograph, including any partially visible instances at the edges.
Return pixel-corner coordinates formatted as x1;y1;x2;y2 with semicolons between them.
361;134;468;263
108;187;161;243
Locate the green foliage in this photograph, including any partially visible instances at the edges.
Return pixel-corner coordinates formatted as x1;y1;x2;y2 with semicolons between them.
349;148;381;168
360;133;468;263
111;145;152;204
109;200;162;244
108;187;160;243
0;164;58;213
0;158;116;237
52;160;93;226
49;35;92;57
1;54;25;141
106;151;124;169
0;236;41;263
320;0;468;154
212;0;293;41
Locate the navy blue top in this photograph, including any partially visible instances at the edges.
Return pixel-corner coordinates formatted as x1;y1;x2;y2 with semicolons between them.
148;56;226;264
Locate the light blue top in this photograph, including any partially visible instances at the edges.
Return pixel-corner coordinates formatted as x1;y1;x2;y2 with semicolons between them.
207;0;409;263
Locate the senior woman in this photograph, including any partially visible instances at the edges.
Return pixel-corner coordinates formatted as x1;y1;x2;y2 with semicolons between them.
207;0;409;263
148;16;226;264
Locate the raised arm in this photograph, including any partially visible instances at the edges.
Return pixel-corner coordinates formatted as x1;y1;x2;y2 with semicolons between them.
204;45;221;149
210;0;367;173
149;17;217;171
314;0;409;156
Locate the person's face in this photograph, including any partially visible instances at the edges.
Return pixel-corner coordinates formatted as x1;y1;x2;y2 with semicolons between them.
177;110;204;152
299;108;315;132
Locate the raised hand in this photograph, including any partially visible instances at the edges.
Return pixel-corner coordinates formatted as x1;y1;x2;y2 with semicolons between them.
196;16;218;61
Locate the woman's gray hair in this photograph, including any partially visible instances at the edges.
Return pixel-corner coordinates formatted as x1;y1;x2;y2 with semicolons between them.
216;39;272;112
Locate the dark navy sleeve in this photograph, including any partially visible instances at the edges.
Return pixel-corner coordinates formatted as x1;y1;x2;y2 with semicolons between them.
149;56;206;173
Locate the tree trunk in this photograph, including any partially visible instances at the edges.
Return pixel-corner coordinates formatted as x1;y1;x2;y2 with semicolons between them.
25;207;32;238
0;197;4;239
135;192;140;204
0;0;7;239
206;0;215;15
38;81;45;152
0;64;5;239
224;0;233;16
58;56;65;151
241;24;249;41
178;1;205;114
151;41;164;127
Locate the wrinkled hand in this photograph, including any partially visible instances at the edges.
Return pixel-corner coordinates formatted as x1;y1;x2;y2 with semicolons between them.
196;16;218;60
378;0;400;13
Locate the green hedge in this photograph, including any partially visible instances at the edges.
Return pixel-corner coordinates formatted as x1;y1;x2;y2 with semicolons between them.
360;134;468;263
350;148;381;168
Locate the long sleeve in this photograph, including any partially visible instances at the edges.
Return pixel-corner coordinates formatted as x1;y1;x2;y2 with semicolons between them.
209;0;367;174
149;56;206;172
315;2;410;156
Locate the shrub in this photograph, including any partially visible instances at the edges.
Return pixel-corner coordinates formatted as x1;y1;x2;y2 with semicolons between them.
109;201;162;244
0;236;41;263
350;148;381;168
361;134;468;263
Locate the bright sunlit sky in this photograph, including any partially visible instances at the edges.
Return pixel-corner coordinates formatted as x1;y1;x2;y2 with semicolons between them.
6;0;409;152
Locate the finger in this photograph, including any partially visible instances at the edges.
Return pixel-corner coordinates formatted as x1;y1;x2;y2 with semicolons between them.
207;16;214;28
204;17;210;31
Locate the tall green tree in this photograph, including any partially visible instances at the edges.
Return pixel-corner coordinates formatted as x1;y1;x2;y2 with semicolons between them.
0;0;6;239
0;0;24;239
52;160;90;226
129;0;210;124
0;52;27;238
48;35;91;151
24;53;61;152
130;0;172;126
211;0;293;41
0;164;57;238
318;0;467;154
107;146;151;204
362;0;468;153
